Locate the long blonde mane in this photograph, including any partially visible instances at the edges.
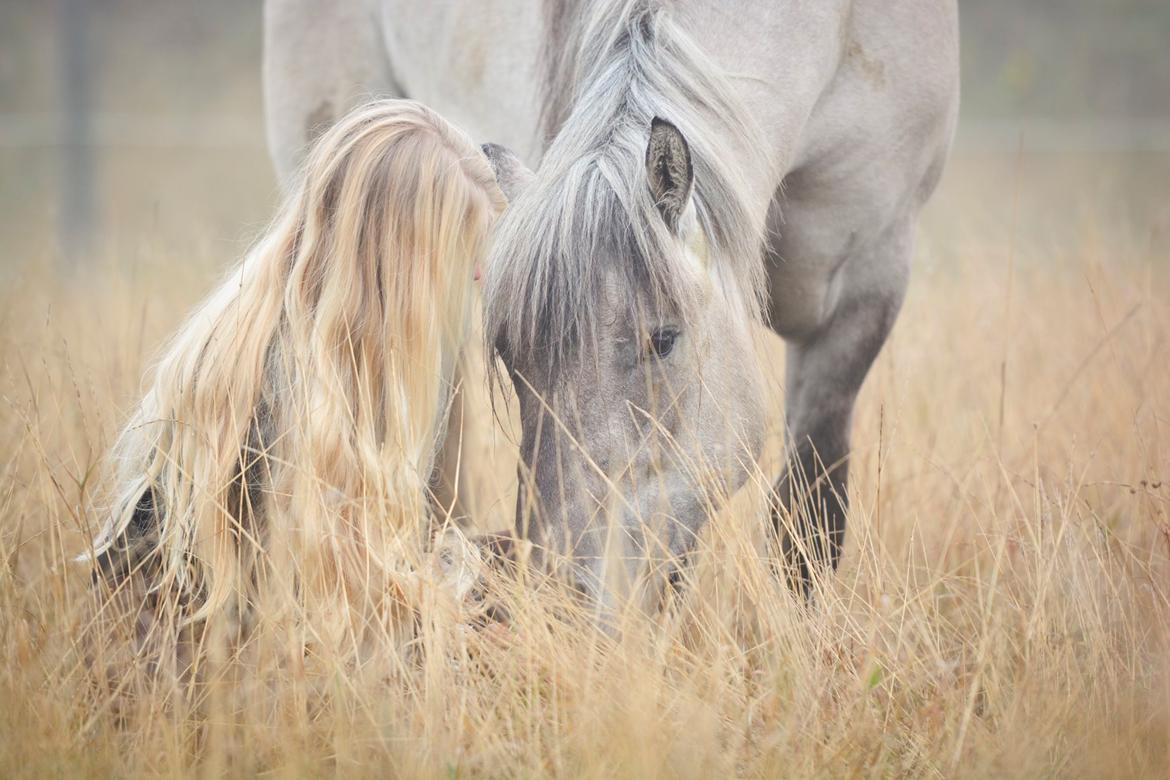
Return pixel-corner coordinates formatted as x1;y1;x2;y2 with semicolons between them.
90;100;504;639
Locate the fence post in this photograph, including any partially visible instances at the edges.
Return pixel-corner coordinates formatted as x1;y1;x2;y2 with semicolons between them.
57;0;94;270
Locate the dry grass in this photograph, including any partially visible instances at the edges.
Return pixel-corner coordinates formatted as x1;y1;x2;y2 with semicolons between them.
1;151;1169;778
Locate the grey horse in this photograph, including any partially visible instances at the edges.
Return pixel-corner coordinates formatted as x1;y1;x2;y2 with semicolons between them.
265;0;959;604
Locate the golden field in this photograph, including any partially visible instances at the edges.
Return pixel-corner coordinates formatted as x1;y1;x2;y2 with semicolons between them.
1;142;1169;778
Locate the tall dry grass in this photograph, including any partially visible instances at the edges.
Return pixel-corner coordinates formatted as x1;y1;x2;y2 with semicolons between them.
1;152;1168;778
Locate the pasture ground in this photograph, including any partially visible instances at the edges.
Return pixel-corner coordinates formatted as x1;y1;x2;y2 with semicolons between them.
1;144;1169;777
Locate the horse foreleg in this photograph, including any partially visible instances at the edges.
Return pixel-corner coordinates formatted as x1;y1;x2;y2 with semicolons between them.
770;216;913;597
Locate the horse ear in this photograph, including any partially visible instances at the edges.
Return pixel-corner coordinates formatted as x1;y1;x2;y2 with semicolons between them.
482;143;534;203
645;117;693;233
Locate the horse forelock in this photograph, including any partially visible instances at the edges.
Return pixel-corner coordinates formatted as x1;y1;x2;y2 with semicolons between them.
487;0;767;378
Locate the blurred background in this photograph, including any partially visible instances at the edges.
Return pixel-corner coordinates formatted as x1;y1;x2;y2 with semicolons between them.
3;6;1168;775
1;0;1168;280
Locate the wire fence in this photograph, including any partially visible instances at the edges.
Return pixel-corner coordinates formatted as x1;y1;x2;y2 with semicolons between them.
6;113;1169;154
0;113;265;150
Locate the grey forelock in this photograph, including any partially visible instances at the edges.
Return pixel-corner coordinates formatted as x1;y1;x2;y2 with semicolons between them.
484;0;767;376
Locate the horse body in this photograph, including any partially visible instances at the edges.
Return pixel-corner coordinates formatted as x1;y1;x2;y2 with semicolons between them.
265;0;546;174
265;0;959;598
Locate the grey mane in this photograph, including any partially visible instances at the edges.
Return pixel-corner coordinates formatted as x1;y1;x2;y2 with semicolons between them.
484;0;768;375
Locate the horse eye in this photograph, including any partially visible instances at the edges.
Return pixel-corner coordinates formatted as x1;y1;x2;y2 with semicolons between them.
648;327;679;359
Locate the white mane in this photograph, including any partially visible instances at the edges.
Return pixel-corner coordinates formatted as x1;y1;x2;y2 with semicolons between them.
484;0;768;371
